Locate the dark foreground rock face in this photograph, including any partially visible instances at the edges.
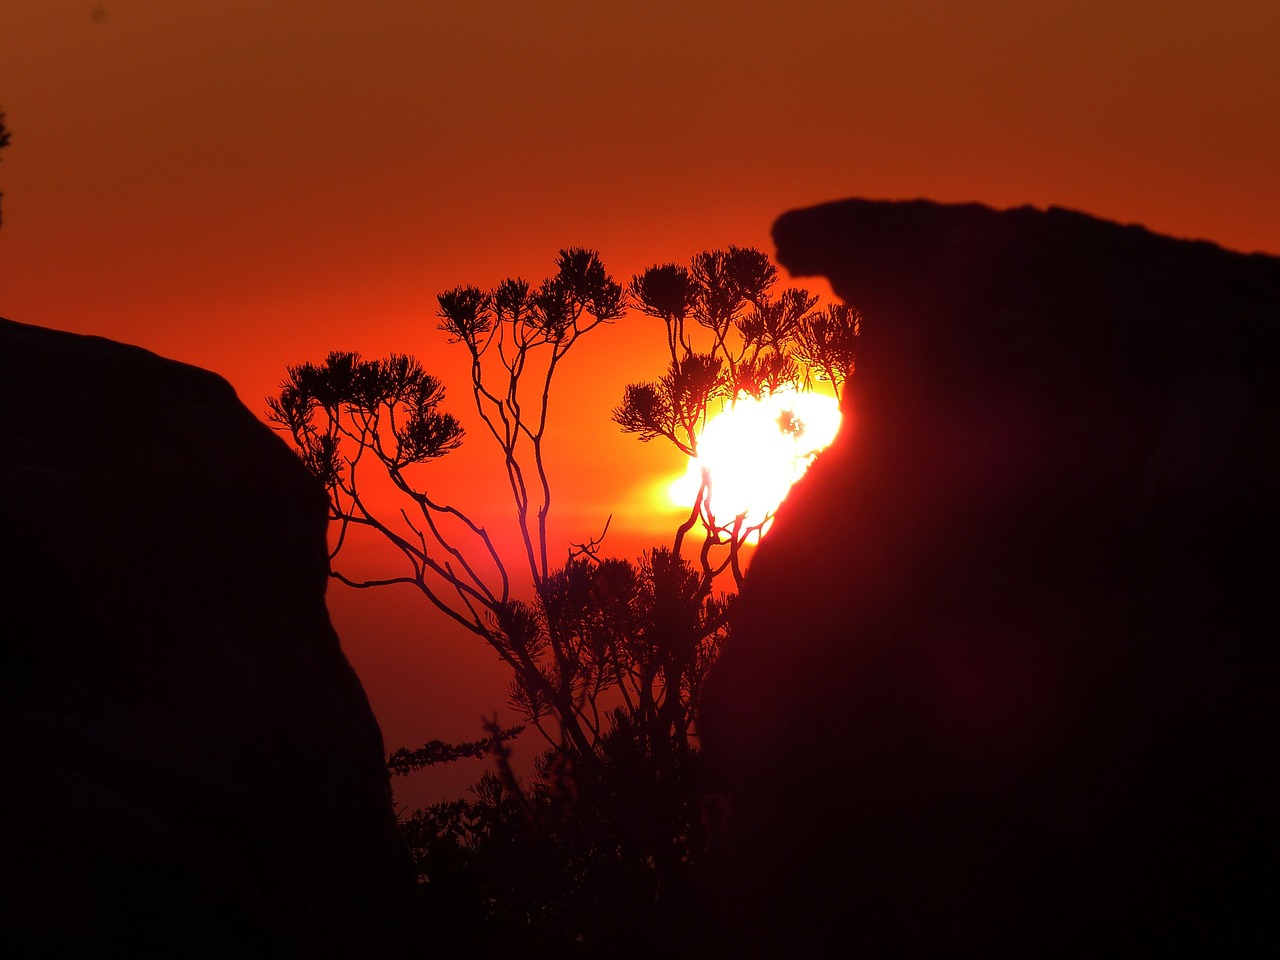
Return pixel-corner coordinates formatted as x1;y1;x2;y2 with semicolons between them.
0;320;416;955
701;201;1279;956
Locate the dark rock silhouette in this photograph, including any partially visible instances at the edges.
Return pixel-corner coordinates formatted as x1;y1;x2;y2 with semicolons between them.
702;200;1279;955
0;319;417;955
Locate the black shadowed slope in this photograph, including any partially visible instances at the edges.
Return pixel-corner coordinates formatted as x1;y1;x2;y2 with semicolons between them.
700;200;1280;956
0;319;417;956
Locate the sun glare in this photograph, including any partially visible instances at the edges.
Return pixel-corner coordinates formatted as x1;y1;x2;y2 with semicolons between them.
668;390;842;530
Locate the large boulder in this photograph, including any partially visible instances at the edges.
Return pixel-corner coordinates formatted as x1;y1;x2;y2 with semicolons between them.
701;201;1279;955
0;319;417;955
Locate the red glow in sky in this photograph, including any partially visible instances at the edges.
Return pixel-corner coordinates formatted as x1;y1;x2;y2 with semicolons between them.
3;0;1277;800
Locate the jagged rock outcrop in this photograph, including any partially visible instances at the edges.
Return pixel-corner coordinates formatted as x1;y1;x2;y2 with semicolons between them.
702;200;1279;955
0;319;417;955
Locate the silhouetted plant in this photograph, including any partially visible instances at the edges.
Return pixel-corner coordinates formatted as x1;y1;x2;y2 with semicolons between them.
269;245;853;954
617;247;859;590
270;250;734;765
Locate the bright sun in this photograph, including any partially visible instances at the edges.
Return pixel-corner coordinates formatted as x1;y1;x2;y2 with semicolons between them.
668;390;842;530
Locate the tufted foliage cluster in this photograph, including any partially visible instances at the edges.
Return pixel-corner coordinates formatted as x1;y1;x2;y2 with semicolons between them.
494;549;727;745
269;352;464;487
617;247;859;452
615;246;859;589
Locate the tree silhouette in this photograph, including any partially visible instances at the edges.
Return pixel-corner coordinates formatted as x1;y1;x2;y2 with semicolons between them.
269;250;729;770
269;246;856;953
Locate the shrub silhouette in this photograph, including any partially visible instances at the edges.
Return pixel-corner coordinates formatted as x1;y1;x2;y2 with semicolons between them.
270;247;855;953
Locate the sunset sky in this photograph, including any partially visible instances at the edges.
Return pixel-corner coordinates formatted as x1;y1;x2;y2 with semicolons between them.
3;1;1277;801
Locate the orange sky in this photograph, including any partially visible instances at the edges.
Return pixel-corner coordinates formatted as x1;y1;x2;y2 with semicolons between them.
4;1;1278;802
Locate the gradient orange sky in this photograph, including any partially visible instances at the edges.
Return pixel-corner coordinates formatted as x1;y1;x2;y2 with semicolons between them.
4;1;1278;801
